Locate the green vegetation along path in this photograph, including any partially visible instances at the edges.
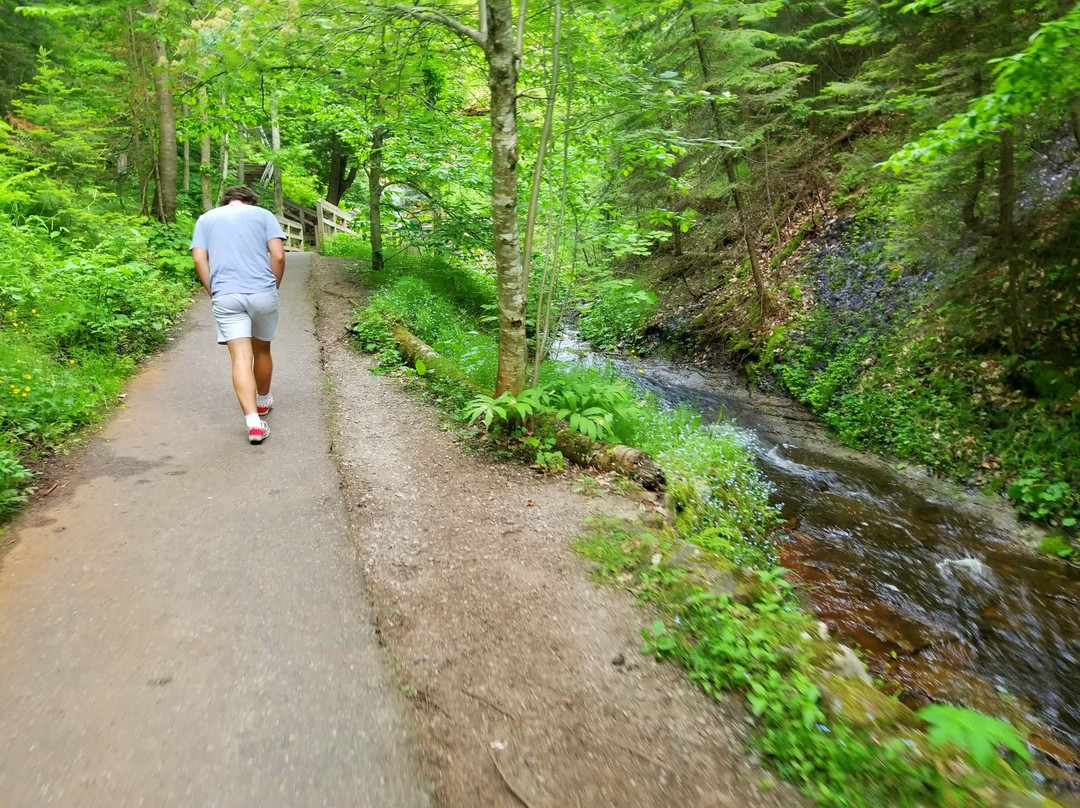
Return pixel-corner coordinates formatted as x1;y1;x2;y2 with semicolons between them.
0;253;427;807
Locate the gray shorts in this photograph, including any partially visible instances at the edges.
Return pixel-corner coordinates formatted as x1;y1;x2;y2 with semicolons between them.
212;290;279;344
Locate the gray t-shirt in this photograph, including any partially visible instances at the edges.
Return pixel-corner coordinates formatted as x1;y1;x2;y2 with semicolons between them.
190;203;287;296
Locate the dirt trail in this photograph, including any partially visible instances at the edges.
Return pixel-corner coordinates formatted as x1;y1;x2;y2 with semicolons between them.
313;255;803;808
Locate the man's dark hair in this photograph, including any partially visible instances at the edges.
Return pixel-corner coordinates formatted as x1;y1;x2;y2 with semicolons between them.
221;186;259;205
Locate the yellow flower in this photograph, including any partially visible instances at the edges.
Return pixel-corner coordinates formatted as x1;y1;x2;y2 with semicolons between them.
30;309;36;314
69;359;75;364
21;393;26;397
23;386;30;392
24;374;31;380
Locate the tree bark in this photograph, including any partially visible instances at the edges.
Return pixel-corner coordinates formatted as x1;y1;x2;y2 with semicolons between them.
125;10;150;216
521;0;560;292
236;125;246;185
219;92;229;196
688;9;766;317
368;125;388;271
328;133;359;206
383;0;527;395
961;149;986;232
1071;97;1080;151
198;85;212;211
149;36;177;222
181;100;190;192
487;0;527;395
270;93;283;215
328;133;344;204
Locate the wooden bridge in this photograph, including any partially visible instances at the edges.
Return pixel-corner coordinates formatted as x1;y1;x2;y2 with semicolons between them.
239;164;358;253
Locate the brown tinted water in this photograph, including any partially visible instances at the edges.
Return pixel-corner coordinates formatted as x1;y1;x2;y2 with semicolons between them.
554;335;1080;769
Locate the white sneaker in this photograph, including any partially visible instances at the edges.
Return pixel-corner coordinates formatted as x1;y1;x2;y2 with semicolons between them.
248;420;270;444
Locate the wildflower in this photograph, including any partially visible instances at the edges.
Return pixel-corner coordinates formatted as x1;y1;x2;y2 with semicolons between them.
24;387;30;392
24;375;31;380
21;393;26;397
69;359;75;364
30;309;36;314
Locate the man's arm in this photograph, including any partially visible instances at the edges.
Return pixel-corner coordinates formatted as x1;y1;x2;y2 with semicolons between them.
268;238;285;289
192;248;211;295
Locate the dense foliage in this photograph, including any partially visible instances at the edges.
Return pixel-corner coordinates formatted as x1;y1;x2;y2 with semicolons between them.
0;33;196;517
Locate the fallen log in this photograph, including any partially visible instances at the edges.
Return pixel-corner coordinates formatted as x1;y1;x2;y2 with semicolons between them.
389;323;476;390
549;419;665;491
375;317;665;490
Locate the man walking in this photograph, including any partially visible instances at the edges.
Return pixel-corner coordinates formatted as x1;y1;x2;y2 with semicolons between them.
190;186;286;444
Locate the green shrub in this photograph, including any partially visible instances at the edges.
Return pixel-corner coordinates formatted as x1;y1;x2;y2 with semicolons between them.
0;215;193;519
322;232;371;259
576;276;656;351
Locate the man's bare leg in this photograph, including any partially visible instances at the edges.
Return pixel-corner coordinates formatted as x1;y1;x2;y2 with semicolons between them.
252;337;273;398
226;338;258;415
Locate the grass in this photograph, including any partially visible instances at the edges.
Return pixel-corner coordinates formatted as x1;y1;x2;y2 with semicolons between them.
0;215;195;520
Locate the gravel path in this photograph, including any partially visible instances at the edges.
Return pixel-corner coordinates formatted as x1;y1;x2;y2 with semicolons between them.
0;254;427;807
313;255;804;808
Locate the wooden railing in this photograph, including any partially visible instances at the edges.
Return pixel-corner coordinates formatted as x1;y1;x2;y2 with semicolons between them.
314;198;357;249
276;214;306;252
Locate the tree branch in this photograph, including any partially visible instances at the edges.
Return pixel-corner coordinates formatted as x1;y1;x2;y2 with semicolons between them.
380;4;486;48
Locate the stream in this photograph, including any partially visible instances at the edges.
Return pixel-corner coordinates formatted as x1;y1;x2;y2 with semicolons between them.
553;333;1080;772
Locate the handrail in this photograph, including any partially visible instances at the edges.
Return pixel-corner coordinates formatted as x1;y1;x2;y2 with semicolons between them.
314;198;357;249
275;214;306;253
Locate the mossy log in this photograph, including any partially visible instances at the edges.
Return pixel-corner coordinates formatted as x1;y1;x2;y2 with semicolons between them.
550;420;665;491
383;318;665;490
388;323;476;390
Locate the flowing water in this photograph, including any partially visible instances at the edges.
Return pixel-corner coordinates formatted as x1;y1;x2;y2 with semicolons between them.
553;333;1080;770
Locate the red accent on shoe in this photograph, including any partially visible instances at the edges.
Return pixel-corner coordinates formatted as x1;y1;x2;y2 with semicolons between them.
248;424;269;444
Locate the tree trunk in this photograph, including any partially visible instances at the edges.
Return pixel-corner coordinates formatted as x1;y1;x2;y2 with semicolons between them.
368;125;387;272
131;104;150;216
521;0;560;292
149;36;177;222
1071;97;1080;151
219;92;229;196
384;0;525;394
271;94;283;215
328;133;344;204
236;125;246;185
125;10;150;216
962;149;986;232
181;100;190;192
689;9;766;317
487;0;527;395
328;134;359;206
998;126;1023;352
199;86;212;211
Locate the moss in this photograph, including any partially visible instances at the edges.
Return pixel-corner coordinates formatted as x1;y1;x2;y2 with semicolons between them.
812;673;918;730
1039;534;1075;558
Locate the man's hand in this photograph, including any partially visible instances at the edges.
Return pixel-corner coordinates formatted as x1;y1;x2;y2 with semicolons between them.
191;248;212;295
268;238;285;289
